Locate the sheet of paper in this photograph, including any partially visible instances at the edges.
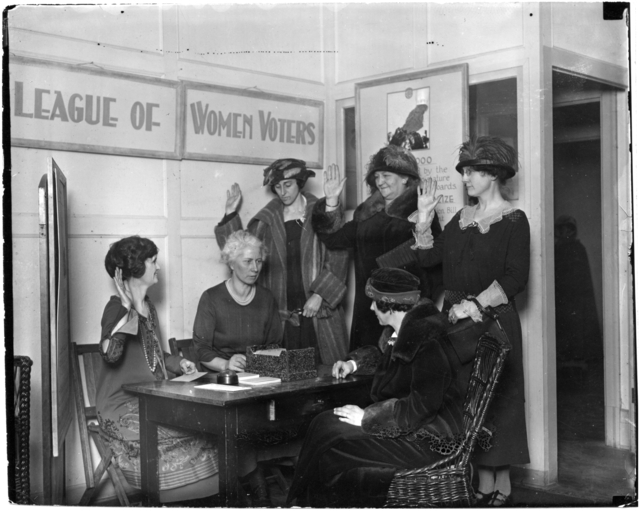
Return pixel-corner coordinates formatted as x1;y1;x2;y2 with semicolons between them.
242;377;281;386
194;383;250;392
253;348;286;357
237;372;260;380
171;371;208;382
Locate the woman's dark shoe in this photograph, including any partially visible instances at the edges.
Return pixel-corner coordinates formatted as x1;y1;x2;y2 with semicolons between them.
490;490;513;507
474;490;496;506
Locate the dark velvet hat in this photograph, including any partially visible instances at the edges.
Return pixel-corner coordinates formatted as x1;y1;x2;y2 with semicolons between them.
364;143;421;190
262;158;316;187
365;268;421;305
455;135;517;179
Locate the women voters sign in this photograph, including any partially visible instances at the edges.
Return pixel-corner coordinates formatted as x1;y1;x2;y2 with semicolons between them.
10;56;181;159
182;82;324;168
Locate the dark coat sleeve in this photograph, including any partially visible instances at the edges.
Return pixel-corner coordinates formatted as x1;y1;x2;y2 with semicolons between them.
495;211;530;299
360;340;453;436
311;197;359;251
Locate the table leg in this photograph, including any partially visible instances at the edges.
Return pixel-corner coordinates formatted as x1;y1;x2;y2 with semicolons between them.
219;407;239;506
138;398;160;506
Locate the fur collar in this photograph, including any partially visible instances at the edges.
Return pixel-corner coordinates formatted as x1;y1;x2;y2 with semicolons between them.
354;181;419;223
379;299;449;364
253;191;318;225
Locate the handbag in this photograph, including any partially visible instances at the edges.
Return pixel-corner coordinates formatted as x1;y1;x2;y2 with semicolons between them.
446;298;509;365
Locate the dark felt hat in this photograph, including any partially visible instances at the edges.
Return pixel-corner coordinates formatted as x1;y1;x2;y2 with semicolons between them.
262;158;315;187
365;268;421;305
455;136;517;179
364;144;421;190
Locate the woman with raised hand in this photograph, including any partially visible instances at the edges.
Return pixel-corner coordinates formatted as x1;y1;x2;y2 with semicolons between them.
312;141;442;350
97;236;218;504
215;158;349;365
381;135;530;507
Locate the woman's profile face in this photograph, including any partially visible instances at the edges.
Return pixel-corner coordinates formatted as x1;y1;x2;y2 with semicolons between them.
274;179;301;206
140;255;160;287
461;167;493;197
230;245;263;286
370;301;392;326
374;171;407;201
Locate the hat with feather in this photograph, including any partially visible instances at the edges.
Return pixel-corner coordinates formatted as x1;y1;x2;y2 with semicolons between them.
455;135;518;180
262;158;316;187
364;131;421;190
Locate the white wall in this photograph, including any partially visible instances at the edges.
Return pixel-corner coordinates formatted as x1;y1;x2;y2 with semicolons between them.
7;2;630;503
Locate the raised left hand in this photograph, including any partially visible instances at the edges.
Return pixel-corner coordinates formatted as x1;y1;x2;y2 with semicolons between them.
302;293;323;318
180;359;197;375
334;404;365;426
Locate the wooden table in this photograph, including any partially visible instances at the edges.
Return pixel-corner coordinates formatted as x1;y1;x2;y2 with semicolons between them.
123;370;373;507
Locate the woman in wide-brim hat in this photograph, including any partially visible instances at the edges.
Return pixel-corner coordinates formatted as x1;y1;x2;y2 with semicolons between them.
215;158;350;365
379;135;530;506
312;140;443;351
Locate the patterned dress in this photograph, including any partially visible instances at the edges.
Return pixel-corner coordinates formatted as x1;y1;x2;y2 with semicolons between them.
96;296;218;490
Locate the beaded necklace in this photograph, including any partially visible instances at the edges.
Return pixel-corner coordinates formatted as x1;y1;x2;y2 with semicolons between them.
139;301;160;373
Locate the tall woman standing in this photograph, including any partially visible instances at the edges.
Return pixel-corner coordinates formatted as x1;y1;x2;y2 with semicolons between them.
215;159;349;364
380;136;530;506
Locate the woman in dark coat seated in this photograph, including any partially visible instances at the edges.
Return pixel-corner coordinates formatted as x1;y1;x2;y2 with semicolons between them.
286;268;466;508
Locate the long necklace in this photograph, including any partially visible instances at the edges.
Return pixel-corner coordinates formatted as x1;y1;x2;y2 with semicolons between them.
139;301;159;373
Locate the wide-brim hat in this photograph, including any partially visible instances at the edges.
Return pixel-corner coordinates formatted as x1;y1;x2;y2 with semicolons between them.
454;136;517;179
364;144;421;189
263;158;315;187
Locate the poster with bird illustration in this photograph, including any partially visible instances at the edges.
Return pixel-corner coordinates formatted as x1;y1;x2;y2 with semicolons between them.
387;86;430;150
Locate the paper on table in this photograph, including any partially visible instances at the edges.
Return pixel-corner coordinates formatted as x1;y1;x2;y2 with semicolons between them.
171;371;208;382
195;383;249;392
242;376;281;386
236;372;260;380
253;348;286;357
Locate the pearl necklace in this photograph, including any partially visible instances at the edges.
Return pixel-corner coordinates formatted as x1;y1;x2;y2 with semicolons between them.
226;279;256;306
139;302;159;373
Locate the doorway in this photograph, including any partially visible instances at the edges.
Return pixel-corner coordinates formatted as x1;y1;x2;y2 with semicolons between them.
552;70;632;501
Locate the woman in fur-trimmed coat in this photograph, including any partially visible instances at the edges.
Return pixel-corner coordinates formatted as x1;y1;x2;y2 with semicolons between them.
313;144;442;350
286;269;466;508
215;159;349;365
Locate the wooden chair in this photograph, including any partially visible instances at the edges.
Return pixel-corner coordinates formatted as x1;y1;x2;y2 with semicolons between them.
385;327;511;507
169;337;202;371
71;342;141;506
11;356;33;504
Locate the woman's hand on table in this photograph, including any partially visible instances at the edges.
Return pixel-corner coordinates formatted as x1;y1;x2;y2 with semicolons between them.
323;164;346;208
302;293;323;318
334;404;364;426
180;359;197;375
227;354;246;372
448;303;470;324
417;178;442;224
113;268;133;310
332;360;356;379
225;183;242;215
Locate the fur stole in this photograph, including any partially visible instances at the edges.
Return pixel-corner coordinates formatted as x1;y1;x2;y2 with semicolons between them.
354;181;419;223
380;298;449;364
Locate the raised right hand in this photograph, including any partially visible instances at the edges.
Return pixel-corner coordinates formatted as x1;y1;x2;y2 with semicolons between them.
225;183;242;215
417;178;443;223
113;268;133;310
227;354;246;372
323;164;346;207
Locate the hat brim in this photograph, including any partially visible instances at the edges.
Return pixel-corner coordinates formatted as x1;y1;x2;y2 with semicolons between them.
455;159;515;179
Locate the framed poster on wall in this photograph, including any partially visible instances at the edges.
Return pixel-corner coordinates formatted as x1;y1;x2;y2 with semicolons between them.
182;81;324;168
356;64;468;226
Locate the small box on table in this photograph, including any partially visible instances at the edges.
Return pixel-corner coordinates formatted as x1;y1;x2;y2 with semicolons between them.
245;345;317;382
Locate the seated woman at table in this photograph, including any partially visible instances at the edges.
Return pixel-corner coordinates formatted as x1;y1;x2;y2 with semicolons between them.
286;268;467;508
193;229;298;505
96;236;218;504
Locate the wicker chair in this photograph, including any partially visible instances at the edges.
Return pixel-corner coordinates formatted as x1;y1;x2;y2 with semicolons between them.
11;356;33;505
385;326;511;507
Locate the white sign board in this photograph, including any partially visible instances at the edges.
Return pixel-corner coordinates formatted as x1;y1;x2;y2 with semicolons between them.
182;82;324;168
10;56;181;159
